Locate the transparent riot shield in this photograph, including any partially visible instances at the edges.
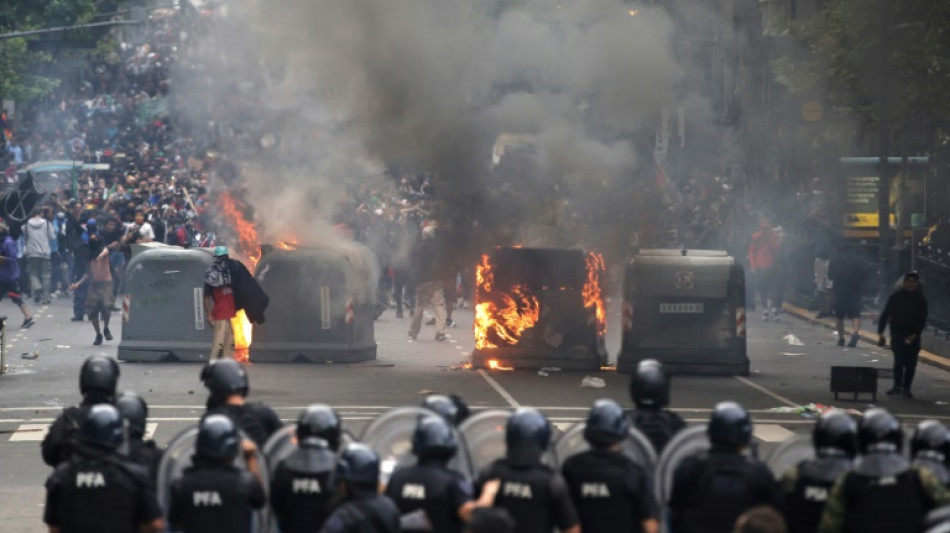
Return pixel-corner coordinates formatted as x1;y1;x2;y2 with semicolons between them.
459;409;558;477
156;425;271;533
653;424;708;505
360;407;474;486
764;433;815;480
554;422;658;472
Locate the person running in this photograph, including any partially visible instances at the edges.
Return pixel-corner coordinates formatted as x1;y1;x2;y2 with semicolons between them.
0;222;34;328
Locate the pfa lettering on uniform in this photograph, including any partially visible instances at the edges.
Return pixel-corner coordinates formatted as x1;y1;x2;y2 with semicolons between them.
502;482;533;499
193;491;223;506
292;478;322;494
76;472;106;488
581;483;611;498
803;486;828;502
401;484;426;500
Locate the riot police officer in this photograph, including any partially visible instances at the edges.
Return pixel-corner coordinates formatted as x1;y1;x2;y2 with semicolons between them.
168;414;266;533
42;355;120;466
422;393;470;426
780;409;857;533
562;399;659;533
386;415;489;532
669;401;781;533
912;420;950;487
320;443;401;533
201;358;282;447
271;404;342;533
115;391;163;483
818;408;950;533
44;404;164;533
627;359;686;454
475;407;580;533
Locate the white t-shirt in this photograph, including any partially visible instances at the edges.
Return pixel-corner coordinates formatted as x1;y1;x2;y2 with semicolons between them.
127;222;155;242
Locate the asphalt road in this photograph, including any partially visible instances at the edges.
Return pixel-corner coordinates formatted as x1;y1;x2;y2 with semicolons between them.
2;296;950;532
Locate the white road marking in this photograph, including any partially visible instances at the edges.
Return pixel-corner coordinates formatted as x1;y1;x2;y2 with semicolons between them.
477;370;521;408
144;422;158;440
753;424;795;442
8;424;50;442
733;375;798;407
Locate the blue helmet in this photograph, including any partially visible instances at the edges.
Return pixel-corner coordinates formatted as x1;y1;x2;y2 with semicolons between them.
859;408;903;454
336;443;380;485
422;394;467;425
115;391;148;440
201;359;249;398
506;407;552;451
196;414;240;460
81;404;124;450
584;399;629;447
412;415;458;459
813;410;857;458
708;401;752;447
79;356;120;397
297;404;342;450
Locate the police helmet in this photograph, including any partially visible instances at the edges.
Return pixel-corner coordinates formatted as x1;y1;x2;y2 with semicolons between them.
813;409;858;458
79;356;120;397
708;401;752;448
858;408;903;454
336;443;380;485
115;391;148;439
422;394;465;425
201;359;249;398
912;420;950;460
297;404;342;450
412;415;458;459
583;398;630;448
505;407;552;451
630;359;670;408
196;414;241;460
81;404;125;450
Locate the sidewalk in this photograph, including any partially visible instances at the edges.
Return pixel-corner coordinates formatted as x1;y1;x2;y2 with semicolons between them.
782;302;950;373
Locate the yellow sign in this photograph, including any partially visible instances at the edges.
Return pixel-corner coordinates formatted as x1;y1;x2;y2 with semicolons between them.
802;101;824;122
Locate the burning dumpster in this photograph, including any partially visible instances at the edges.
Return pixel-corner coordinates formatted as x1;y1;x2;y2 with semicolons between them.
471;247;607;370
616;249;748;376
119;246;218;362
250;244;378;363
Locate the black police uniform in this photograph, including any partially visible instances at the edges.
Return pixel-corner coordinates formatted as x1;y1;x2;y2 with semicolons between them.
386;458;474;533
207;401;282;448
272;442;337;533
669;449;782;533
45;442;162;533
168;456;266;533
562;448;657;533
783;454;852;533
42;402;98;467
476;458;578;533
627;408;687;454
320;494;402;533
912;421;950;487
127;439;164;484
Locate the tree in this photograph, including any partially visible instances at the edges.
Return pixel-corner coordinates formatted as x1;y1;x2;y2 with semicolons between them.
773;0;950;155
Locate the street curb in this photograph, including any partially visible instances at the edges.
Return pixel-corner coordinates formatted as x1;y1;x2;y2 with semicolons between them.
782;303;950;374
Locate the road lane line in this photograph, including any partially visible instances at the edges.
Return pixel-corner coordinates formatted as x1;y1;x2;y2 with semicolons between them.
477;370;521;408
734;376;797;407
753;424;795;442
8;424;50;442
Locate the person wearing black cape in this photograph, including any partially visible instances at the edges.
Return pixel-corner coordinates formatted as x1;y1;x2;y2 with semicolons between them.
203;246;269;360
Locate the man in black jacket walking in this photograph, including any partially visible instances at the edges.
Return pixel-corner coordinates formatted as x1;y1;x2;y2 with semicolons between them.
878;272;928;398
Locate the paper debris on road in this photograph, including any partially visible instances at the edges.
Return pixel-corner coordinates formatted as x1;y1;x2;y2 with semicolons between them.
783;334;805;346
782;352;806;356
538;370;549;377
581;376;606;388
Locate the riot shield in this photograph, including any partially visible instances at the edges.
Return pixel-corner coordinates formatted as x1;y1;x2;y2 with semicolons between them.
360;407;474;485
459;409;558;476
261;423;357;475
156;425;271;533
654;424;708;505
764;433;815;480
554;422;657;472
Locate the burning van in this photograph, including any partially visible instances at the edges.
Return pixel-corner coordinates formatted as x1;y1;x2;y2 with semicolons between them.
249;243;378;363
471;247;607;370
616;249;749;376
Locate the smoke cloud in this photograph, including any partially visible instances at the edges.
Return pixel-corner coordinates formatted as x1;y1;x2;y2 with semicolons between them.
172;0;683;255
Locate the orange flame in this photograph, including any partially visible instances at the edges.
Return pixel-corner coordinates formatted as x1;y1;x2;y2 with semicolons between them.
218;191;261;266
277;239;298;251
231;309;253;364
488;359;514;371
583;251;607;337
474;254;540;350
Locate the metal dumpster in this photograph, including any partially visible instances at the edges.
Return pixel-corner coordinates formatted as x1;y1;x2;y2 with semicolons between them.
617;249;748;376
118;246;217;362
470;247;607;370
250;244;377;363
